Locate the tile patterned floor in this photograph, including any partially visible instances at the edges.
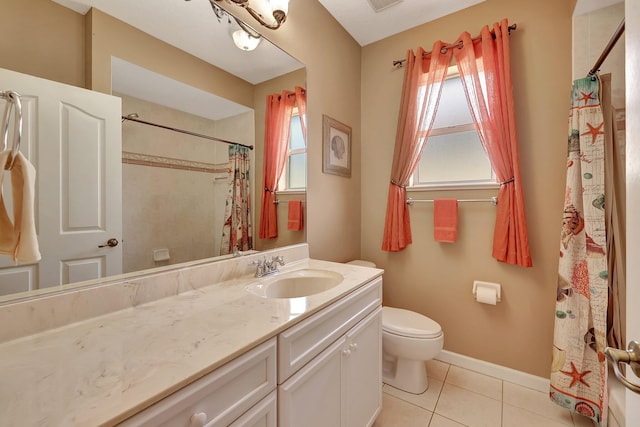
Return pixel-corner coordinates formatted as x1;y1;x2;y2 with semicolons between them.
373;360;597;427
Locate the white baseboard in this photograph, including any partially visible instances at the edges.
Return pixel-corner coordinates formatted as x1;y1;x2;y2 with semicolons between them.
436;350;626;426
436;350;549;393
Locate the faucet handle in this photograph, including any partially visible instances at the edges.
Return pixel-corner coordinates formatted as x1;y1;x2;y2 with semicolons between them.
273;255;285;265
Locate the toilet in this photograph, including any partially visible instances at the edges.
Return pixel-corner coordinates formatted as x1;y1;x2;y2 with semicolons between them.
347;260;445;394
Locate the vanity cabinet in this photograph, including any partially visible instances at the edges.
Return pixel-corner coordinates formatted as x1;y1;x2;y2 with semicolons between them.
278;278;382;427
118;338;277;427
279;308;382;427
119;276;382;427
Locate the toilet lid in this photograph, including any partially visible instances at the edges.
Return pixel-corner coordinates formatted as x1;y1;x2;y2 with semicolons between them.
382;306;442;339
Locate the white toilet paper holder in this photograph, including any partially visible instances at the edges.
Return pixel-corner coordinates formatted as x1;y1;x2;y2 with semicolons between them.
472;281;501;302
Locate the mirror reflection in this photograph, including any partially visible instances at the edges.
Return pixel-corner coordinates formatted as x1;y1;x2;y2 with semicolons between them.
0;0;306;300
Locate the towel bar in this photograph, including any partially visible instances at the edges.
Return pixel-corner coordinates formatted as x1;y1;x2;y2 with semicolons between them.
406;197;497;206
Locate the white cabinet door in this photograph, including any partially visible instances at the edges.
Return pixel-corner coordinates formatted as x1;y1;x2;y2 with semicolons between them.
278;336;345;427
0;67;122;294
344;308;382;427
228;391;277;427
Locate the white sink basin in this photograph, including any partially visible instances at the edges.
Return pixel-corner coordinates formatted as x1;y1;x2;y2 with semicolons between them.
246;269;344;298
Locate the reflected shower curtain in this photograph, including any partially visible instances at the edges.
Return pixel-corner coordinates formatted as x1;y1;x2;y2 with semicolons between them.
550;77;608;426
220;145;252;255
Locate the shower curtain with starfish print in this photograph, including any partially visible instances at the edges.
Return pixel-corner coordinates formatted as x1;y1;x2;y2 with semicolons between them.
220;145;252;255
550;76;608;426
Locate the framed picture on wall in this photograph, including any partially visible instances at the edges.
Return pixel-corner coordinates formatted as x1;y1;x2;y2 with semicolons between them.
322;115;351;178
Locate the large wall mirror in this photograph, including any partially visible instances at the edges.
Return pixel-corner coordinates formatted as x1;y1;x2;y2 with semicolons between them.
0;0;306;301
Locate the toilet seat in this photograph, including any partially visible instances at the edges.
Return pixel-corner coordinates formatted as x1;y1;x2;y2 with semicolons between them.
382;306;442;339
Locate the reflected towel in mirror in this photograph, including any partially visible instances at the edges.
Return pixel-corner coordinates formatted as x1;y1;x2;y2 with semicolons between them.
287;200;303;231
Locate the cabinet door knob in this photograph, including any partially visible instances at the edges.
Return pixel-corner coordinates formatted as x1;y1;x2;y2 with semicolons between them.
349;343;358;351
342;349;351;357
190;412;207;427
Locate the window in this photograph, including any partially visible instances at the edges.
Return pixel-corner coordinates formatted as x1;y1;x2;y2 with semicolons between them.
411;69;496;189
278;109;306;191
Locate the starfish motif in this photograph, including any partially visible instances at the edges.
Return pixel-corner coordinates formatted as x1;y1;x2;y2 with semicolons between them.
578;91;596;105
560;361;591;388
581;122;604;144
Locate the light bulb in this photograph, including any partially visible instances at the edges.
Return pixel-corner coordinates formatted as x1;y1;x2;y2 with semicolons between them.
232;29;261;51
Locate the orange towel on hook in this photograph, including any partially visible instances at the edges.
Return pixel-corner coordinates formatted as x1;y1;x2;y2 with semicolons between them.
433;199;458;243
287;200;304;231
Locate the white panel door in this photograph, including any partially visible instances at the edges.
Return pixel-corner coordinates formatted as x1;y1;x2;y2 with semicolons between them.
0;68;122;294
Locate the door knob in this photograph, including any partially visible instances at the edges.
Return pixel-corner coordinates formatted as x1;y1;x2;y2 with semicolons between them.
605;340;640;394
98;238;119;248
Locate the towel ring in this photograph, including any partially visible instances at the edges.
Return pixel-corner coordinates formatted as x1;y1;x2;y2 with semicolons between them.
1;91;22;170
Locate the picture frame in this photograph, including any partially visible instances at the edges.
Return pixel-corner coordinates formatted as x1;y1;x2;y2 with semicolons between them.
322;115;351;178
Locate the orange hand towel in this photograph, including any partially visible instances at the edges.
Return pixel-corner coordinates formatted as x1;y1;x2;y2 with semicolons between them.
287;200;304;231
433;199;458;243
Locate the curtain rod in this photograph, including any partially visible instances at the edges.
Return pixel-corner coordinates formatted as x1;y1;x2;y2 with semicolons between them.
392;24;517;68
588;18;625;77
121;114;254;150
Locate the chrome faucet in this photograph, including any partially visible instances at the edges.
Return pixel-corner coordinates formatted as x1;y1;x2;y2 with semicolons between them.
251;255;285;277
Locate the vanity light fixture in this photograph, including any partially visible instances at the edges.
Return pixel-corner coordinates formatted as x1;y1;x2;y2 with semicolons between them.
231;28;261;51
212;0;289;30
209;1;263;51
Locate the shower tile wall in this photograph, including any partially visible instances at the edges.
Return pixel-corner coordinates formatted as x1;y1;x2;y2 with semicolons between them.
119;94;254;272
573;2;625;108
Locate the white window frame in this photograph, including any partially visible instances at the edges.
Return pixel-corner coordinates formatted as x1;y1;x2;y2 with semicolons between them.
277;107;306;193
409;67;498;192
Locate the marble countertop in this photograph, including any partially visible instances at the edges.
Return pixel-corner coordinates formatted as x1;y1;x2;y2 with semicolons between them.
0;258;382;427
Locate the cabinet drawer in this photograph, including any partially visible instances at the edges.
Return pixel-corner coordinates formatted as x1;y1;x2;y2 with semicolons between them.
118;338;277;427
229;390;277;427
278;277;382;383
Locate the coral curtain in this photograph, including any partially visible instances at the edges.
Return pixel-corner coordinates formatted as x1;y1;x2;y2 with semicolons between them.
220;145;252;255
258;87;306;239
452;19;532;267
381;43;452;251
550;77;608;426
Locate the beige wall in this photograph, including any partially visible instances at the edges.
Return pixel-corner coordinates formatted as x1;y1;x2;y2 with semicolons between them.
0;0;85;87
361;0;575;377
573;3;625;108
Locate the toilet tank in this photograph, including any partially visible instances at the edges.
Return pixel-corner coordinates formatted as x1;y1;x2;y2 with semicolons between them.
346;260;376;268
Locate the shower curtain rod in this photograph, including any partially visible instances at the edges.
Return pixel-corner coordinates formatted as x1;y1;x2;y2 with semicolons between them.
121;114;254;150
588;18;625;77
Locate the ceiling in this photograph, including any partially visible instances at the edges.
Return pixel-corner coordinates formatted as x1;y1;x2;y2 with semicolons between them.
53;0;558;119
318;0;486;46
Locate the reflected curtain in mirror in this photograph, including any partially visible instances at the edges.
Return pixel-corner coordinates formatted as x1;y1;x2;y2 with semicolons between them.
259;87;306;239
220;145;252;255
